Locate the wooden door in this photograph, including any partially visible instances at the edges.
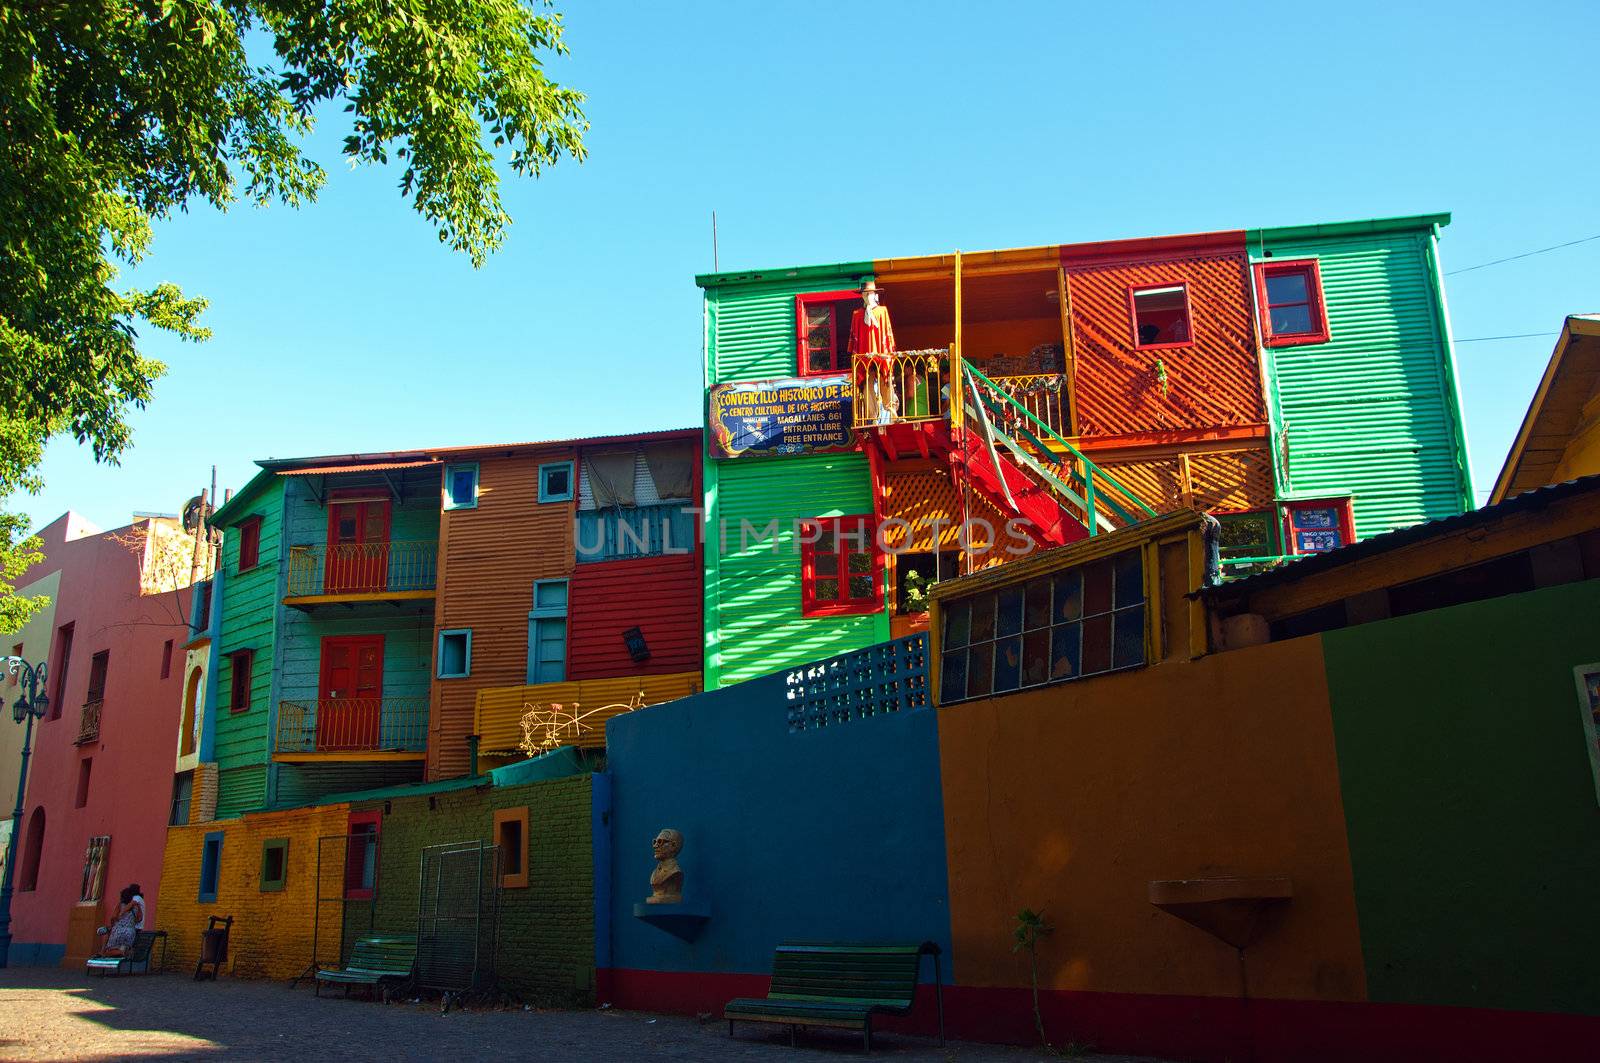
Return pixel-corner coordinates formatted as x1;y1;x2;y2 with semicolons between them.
317;635;384;750
326;499;391;593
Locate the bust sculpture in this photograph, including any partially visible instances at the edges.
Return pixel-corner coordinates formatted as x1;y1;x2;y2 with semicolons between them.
647;828;684;905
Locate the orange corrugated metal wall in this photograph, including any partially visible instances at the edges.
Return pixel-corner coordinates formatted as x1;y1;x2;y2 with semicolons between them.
567;554;702;680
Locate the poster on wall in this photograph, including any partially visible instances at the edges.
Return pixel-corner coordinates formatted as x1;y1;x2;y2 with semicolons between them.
709;375;856;459
1575;663;1600;806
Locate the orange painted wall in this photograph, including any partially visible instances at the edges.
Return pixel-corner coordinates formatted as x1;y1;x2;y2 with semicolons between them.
937;634;1366;1003
431;448;575;779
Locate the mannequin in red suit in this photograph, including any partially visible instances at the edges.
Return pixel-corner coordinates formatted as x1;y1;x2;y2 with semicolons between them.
850;280;897;422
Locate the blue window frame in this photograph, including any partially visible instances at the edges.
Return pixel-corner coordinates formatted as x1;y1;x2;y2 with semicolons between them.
198;830;225;902
437;629;472;678
443;463;479;510
538;461;574;504
527;579;569;684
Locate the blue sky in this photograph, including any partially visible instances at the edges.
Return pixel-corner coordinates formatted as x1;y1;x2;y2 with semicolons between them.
15;0;1597;532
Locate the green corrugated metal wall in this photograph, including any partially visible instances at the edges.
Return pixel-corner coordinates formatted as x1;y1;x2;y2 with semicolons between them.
273;761;424;808
706;268;872;385
704;453;885;689
215;764;268;819
1254;228;1472;537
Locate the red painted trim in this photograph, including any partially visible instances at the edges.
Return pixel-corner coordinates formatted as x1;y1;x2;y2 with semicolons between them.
236;516;262;572
795;290;861;377
1126;280;1196;351
799;515;884;618
343;809;381;900
1254;258;1331;347
602;969;1600;1063
227;649;253;713
1075;424;1271;452
1061;229;1247;268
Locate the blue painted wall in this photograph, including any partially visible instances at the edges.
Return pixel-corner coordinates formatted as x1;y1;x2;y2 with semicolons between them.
605;668;951;978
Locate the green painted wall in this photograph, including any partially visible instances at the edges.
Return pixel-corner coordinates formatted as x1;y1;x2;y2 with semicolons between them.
214;477;287;814
705;269;871;385
354;774;596;1004
704;452;886;688
1253;225;1472;538
1323;579;1600;1015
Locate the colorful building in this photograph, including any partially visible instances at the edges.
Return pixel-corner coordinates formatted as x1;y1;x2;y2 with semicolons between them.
7;512;205;965
1492;314;1600;501
699;214;1471;688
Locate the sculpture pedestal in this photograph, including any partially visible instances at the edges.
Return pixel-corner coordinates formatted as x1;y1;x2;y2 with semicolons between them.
633;900;711;942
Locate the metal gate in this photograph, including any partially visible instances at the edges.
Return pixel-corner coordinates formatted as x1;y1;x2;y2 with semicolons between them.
415;840;500;996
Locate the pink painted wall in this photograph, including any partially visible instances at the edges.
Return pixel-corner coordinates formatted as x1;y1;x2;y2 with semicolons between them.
7;513;193;962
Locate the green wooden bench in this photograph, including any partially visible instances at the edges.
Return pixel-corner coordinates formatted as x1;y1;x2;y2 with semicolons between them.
725;941;944;1051
86;931;166;977
313;936;416;1001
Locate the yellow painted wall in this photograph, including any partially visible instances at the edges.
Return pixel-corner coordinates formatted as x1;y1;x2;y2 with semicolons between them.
158;803;351;979
475;670;702;755
1552;393;1600;484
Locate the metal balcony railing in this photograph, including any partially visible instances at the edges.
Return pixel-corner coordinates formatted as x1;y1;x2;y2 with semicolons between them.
76;699;103;745
982;372;1070;438
274;697;429;754
851;349;949;428
286;540;437;598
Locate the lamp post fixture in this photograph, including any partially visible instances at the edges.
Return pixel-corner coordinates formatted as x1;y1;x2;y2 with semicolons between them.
0;656;49;969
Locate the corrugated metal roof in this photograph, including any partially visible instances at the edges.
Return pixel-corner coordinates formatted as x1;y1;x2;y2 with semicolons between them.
276;459;440;476
1205;473;1600;598
254;428;699;471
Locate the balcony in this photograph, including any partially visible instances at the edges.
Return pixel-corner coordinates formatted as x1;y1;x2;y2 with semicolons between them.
851;351;1070;438
273;697;428;760
284;540;437;608
75;699;103;745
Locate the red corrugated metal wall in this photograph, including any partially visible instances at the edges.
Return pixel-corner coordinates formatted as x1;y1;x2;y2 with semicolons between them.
1065;244;1266;440
567;554;703;680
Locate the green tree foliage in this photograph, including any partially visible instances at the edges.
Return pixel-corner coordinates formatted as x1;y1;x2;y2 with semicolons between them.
0;0;587;630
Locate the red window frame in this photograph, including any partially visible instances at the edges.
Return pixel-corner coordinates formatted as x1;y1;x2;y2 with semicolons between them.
1127;282;1195;351
344;810;381;900
1254;259;1330;347
1281;497;1356;556
800;515;884;617
794;290;861;377
228;649;253;713
236;516;262;572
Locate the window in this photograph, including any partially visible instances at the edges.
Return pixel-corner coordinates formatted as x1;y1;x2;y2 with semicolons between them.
794;290;862;376
494;807;529;889
527;580;568;683
75;758;92;808
437;629;472;679
1282;497;1355;556
194;580;213;631
50;622;73;719
1254;259;1329;346
160;639;174;680
538;461;574;503
894;550;959;616
1216;512;1280;561
443;463;479;510
800;516;883;617
236;516;262;572
940;549;1146;705
198;830;224;903
1129;284;1192;349
344;812;380;900
260;838;289;893
18;807;45;891
228;649;254;712
86;650;109;704
180;667;202;757
170;772;194;826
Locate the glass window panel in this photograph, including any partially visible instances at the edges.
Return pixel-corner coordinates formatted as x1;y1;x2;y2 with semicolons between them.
971;594;996;643
815;527;835;552
848;574;875;600
814;578;839;602
1054;571;1082;622
1022;629;1050;686
996;587;1024;638
1271;305;1315;335
943;599;971;650
1113;607;1146;670
1113;551;1143;609
1050;623;1081;681
966;642;994;700
993;636;1022;693
450;469;475;504
1082;614;1112;675
1083;561;1113;615
940;650;968;703
846;551;871;575
1025;579;1051;630
814;553;839;576
1265;271;1309;305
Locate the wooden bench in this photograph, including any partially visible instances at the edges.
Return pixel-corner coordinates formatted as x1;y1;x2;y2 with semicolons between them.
313;936;417;1001
85;931;167;977
725;941;943;1051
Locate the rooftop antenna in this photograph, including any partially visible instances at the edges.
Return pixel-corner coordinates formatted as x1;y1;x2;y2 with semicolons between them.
712;210;719;272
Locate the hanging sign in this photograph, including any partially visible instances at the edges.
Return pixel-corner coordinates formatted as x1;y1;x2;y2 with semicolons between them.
709;375;856;459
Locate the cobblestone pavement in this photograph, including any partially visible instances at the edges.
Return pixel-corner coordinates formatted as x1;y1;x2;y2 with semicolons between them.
0;968;1173;1063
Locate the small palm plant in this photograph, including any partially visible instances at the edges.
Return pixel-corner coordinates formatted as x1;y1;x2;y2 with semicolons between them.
1012;907;1054;1048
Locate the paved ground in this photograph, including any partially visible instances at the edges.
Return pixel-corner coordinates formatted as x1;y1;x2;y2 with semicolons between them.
0;968;1173;1062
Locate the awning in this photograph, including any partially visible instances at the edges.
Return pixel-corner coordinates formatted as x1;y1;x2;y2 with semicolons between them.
276;460;440;476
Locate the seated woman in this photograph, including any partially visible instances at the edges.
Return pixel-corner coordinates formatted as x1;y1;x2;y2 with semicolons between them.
98;884;144;957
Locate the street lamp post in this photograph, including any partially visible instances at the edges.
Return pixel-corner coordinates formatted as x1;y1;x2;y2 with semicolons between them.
0;656;49;969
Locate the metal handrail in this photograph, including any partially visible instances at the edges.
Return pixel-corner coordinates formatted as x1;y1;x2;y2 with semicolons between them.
274;696;429;754
76;699;103;745
286;539;437;598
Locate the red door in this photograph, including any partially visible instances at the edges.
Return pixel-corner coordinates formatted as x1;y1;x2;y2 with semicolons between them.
326;499;391;593
317;636;384;751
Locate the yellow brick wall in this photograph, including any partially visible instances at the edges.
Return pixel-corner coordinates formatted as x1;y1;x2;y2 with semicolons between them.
158;803;351;980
